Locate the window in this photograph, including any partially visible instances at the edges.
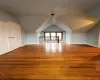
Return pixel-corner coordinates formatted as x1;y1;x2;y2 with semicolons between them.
44;32;63;41
51;33;56;40
57;33;62;40
45;33;50;40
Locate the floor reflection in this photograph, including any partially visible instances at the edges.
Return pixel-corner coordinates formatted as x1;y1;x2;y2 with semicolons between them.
45;43;62;52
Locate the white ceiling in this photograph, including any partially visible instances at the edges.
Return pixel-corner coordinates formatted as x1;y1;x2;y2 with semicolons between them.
0;0;99;16
0;0;99;32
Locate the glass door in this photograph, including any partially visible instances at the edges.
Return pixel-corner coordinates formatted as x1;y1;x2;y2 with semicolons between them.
45;32;50;41
57;32;62;41
51;32;56;40
44;32;63;42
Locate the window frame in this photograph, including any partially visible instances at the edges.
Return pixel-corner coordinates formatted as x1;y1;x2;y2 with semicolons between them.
44;32;63;41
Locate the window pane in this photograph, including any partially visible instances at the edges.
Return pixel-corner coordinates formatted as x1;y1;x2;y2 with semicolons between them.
57;33;62;40
45;33;50;40
51;33;56;40
45;33;50;36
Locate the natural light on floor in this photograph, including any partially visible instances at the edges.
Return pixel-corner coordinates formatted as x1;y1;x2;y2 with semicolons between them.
45;43;62;53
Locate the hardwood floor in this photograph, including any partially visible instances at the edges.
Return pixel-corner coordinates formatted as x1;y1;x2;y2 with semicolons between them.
0;43;100;80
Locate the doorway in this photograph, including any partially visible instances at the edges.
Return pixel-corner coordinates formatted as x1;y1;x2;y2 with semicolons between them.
44;32;63;42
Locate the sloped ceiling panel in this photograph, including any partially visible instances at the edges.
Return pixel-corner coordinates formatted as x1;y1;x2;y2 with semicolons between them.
19;15;49;32
88;4;100;20
56;12;99;32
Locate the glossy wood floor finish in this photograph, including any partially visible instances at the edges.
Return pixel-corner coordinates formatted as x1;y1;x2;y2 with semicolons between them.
0;43;100;80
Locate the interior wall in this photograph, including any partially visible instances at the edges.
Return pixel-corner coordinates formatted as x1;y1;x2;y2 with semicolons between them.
25;24;69;44
87;22;100;47
87;4;100;47
18;14;100;46
66;32;71;44
26;32;38;44
43;25;64;32
23;25;100;48
21;28;26;46
25;26;88;45
71;32;87;44
98;31;100;47
41;24;66;42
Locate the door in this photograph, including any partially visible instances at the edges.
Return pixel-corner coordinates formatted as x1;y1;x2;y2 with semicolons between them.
45;32;50;41
57;32;62;41
0;23;10;54
0;23;22;54
9;25;21;50
15;25;22;48
44;32;63;42
51;32;56;40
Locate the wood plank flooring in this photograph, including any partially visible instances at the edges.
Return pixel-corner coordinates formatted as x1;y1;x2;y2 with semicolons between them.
0;43;100;80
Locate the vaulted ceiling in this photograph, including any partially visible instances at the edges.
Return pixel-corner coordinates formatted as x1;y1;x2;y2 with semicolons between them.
0;0;100;32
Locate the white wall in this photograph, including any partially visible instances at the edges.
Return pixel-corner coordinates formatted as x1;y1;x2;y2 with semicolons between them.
43;24;64;32
25;24;100;48
26;32;38;44
18;15;100;47
70;22;100;47
20;21;100;47
71;32;87;44
26;32;72;44
21;28;26;46
66;32;71;44
98;31;100;47
25;30;87;45
41;24;67;42
87;22;100;47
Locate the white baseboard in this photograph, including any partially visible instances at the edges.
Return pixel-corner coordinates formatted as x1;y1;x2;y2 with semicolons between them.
21;44;27;47
0;45;24;56
26;42;39;45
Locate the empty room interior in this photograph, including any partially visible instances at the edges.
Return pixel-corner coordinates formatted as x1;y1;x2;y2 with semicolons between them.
0;0;100;80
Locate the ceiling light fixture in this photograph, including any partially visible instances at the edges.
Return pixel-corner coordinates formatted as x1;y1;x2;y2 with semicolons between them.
51;13;56;24
51;13;55;19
